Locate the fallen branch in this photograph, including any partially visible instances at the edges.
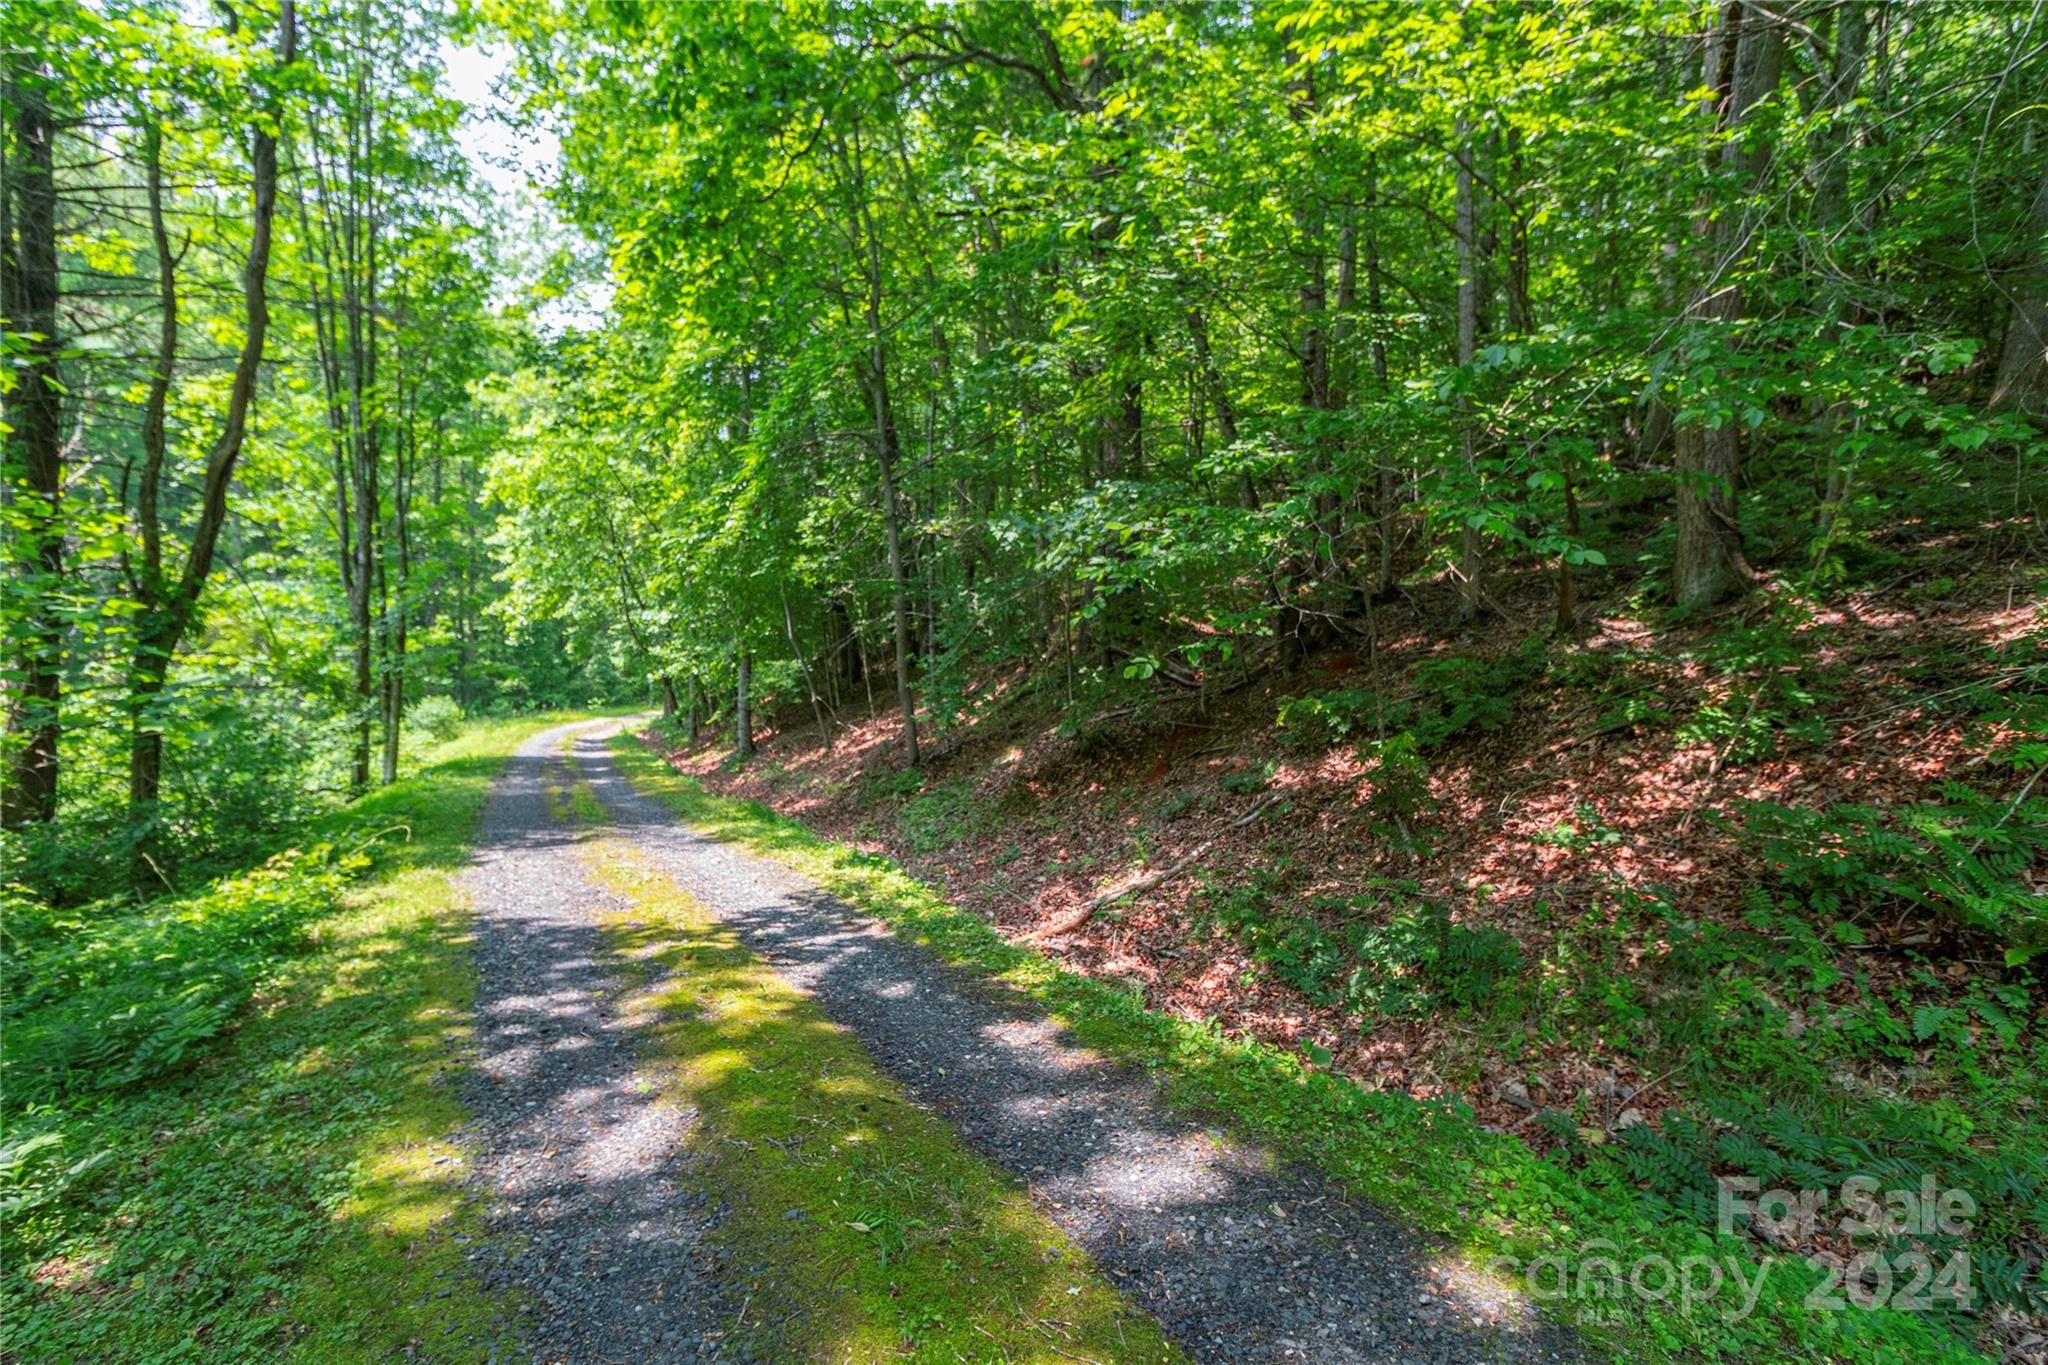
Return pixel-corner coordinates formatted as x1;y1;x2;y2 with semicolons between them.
1029;791;1286;940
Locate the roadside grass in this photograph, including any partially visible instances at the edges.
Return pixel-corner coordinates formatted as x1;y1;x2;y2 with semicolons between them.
1;712;598;1362
565;818;1180;1363
610;729;1984;1363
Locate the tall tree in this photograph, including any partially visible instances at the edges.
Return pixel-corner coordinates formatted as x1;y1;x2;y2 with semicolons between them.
123;0;299;875
0;41;64;827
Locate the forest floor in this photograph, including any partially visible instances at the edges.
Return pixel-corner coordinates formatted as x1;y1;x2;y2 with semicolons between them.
660;528;2046;1362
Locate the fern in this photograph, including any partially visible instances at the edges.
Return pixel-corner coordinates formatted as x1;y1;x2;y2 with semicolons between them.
1745;777;2048;962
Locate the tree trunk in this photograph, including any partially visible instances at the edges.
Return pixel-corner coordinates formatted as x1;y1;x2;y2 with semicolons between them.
869;355;921;766
124;635;173;889
1364;191;1398;598
1992;156;2048;418
380;386;412;787
735;649;754;759
1;69;63;828
1812;2;1871;550
783;588;832;749
120;1;296;883
1557;467;1582;635
1453;117;1485;622
842;124;920;767
826;596;863;701
1672;3;1781;609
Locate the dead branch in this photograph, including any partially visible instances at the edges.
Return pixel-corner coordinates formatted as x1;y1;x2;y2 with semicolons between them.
1029;791;1286;940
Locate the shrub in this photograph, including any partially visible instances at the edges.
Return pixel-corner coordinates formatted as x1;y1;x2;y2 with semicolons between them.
1;845;360;1112
1278;636;1549;754
407;694;466;744
1207;880;1522;1018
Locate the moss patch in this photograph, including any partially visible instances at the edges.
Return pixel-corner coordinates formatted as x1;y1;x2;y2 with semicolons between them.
580;835;1180;1363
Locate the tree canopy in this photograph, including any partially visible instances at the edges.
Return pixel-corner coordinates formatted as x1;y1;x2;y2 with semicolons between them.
5;0;2044;879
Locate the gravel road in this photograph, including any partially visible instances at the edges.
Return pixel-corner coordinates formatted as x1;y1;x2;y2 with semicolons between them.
564;721;1583;1365
456;721;740;1363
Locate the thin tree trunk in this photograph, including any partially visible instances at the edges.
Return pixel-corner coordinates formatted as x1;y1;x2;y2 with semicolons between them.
1672;3;1781;609
1365;189;1397;598
783;588;833;750
870;356;920;766
1557;467;1582;634
843;126;920;766
1992;156;2048;417
380;371;412;786
124;119;181;857
0;68;63;828
122;1;297;880
735;649;755;759
1453;116;1485;622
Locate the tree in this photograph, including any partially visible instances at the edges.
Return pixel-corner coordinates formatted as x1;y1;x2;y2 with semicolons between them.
0;23;66;827
123;1;298;877
1670;2;1783;611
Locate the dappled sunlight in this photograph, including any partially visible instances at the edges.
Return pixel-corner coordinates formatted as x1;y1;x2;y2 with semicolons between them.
579;831;1174;1361
601;728;1578;1360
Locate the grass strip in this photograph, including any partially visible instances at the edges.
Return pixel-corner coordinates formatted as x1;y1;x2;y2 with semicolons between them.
610;729;1982;1364
568;820;1178;1363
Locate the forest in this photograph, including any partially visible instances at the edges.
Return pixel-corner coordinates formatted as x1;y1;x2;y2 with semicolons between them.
4;1;2045;1362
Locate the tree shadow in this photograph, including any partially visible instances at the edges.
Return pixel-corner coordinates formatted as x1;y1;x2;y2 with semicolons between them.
452;728;738;1360
577;729;1586;1362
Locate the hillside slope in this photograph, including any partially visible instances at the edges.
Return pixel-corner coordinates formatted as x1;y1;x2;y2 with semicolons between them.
661;526;2047;1360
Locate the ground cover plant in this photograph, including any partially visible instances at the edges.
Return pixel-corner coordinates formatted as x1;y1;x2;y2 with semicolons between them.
614;729;2010;1362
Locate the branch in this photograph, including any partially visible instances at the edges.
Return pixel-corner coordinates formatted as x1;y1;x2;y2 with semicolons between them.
1029;791;1285;940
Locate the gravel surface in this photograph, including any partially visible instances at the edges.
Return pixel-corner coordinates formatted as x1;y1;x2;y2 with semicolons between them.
573;723;1585;1364
456;721;741;1363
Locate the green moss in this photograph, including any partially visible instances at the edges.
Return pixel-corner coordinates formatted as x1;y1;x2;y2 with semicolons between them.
609;730;1987;1364
579;837;1181;1363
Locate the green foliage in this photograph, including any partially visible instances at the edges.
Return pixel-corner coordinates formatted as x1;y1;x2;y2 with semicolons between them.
1206;876;1522;1018
1220;760;1277;795
1;847;357;1114
0;715;584;1362
1563;1090;2048;1317
896;777;981;855
407;695;466;745
1677;607;1835;763
1277;687;1382;747
1745;778;2048;963
1401;639;1552;750
1283;637;1549;757
611;731;1982;1361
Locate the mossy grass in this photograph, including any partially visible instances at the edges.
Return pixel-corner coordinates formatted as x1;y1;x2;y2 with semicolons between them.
571;825;1181;1362
610;730;1985;1364
2;713;605;1361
